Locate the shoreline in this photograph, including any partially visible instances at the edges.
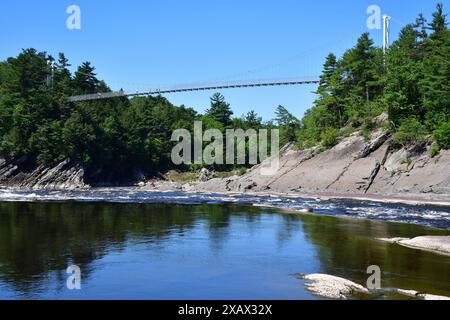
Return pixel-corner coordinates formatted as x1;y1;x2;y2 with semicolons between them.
166;185;450;208
279;191;450;207
2;183;450;208
2;185;450;232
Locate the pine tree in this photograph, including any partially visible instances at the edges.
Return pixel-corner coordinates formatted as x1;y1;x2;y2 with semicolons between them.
318;53;337;90
315;53;346;127
243;110;262;129
415;13;428;41
430;3;448;36
347;33;381;102
54;53;72;94
73;62;100;94
420;3;450;125
385;25;424;124
275;105;299;143
340;33;384;121
206;93;233;127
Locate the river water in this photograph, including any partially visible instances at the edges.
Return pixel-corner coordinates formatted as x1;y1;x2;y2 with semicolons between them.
0;188;449;299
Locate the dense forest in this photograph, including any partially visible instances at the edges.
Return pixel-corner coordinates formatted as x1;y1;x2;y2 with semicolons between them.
296;3;450;153
0;3;448;182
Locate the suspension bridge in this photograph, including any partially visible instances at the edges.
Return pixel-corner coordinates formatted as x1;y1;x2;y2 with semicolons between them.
67;78;320;103
64;11;396;103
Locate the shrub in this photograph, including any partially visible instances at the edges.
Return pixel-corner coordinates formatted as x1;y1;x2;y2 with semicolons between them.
295;128;319;150
401;157;413;168
433;120;450;149
167;170;197;183
390;169;400;177
362;128;371;142
238;167;247;176
393;117;427;147
431;144;440;158
340;127;354;138
321;127;340;149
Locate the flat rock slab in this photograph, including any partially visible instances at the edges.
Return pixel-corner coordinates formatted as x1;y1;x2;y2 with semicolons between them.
299;274;369;299
299;273;450;300
378;236;450;256
396;289;450;300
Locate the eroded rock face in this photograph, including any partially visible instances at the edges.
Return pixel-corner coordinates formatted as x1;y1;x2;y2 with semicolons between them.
0;157;86;189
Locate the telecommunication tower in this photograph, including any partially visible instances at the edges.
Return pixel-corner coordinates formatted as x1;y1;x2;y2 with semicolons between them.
383;15;391;53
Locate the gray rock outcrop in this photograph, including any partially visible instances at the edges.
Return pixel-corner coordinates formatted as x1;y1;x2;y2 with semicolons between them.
197;168;213;182
0;157;86;189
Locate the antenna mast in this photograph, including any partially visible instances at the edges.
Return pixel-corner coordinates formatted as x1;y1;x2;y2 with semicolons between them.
383;15;391;53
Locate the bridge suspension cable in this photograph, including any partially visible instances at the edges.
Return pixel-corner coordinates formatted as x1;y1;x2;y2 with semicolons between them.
67;78;319;102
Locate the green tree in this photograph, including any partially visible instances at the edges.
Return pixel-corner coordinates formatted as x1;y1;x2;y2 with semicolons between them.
385;25;424;124
275;105;299;144
393;117;427;147
243;110;262;129
434;120;450;149
62;112;96;165
430;3;448;35
340;33;384;121
321;127;340;149
315;53;346;128
420;3;450;123
72;62;100;94
206;93;233;127
30;121;65;165
54;53;72;95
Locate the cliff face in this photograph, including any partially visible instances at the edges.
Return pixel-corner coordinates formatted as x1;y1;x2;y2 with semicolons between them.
195;130;450;199
0;157;86;189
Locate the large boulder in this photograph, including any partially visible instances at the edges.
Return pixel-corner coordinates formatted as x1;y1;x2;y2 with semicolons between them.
197;168;213;182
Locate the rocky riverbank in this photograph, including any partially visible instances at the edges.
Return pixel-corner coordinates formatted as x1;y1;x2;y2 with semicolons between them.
2;129;450;206
186;129;450;199
137;129;450;207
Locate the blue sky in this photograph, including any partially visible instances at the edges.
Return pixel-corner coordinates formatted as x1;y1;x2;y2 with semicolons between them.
0;0;446;120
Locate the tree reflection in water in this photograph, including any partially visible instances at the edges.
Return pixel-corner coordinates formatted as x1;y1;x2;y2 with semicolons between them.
0;202;449;299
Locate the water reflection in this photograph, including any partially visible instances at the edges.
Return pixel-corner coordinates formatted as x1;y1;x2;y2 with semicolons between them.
0;202;262;297
0;202;449;299
298;214;450;296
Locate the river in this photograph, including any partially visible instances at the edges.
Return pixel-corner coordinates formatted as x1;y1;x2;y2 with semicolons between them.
0;188;449;299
